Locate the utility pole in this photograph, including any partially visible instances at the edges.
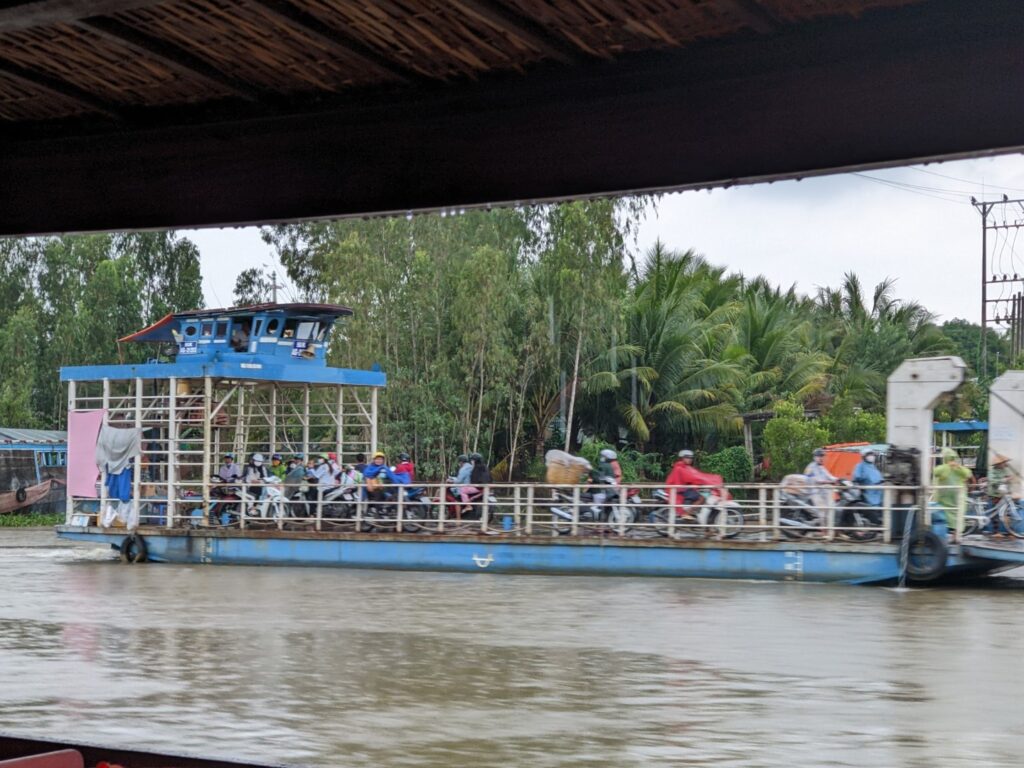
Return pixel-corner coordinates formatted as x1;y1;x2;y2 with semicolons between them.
269;270;286;304
972;195;1024;375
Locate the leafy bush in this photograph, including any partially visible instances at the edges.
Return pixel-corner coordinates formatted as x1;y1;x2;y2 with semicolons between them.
701;446;753;483
820;398;885;444
761;400;829;480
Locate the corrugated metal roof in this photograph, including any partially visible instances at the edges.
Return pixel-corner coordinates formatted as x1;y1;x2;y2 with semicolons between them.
0;427;67;444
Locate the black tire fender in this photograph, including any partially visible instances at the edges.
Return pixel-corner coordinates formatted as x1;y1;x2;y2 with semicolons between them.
120;533;148;564
905;529;947;581
15;487;27;503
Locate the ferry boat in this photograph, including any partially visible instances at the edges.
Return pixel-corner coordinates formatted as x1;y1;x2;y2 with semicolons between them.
55;306;1024;585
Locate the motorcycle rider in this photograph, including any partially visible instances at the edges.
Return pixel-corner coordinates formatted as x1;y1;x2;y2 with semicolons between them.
304;454;335;506
217;452;241;483
362;451;409;502
243;453;284;518
804;447;838;512
665;449;723;515
269;453;287;482
851;448;884;508
395;452;416;482
590;448;621;508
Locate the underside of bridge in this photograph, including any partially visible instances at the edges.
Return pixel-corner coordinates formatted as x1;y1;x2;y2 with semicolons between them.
0;0;1022;235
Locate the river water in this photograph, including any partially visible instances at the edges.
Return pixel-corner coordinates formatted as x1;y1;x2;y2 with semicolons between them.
1;529;1023;767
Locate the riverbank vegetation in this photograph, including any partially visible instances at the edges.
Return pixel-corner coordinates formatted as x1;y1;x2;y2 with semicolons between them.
0;200;1006;480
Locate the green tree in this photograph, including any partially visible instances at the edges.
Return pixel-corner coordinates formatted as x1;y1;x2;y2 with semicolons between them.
761;400;829;479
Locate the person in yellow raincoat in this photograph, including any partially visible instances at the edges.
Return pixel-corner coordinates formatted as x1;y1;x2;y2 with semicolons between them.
932;447;973;531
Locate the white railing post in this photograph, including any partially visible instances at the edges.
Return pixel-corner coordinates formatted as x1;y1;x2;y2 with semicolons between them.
65;379;76;525
882;487;893;544
571;485;580;536
526;485;534;535
315;487;323;532
482;486;491;533
771;487;781;541
758;487;767;542
513;485;522;536
667;488;676;538
167;377;177;529
396;485;404;532
824;486;835;542
437;483;446;533
355;492;364;532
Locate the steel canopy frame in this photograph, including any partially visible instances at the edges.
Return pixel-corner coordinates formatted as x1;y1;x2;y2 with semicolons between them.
2;0;1024;235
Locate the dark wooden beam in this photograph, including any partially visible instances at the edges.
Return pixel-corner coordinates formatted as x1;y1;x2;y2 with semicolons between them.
78;16;261;102
0;57;121;118
0;0;161;32
2;0;1024;235
450;0;580;64
717;0;779;34
246;0;413;83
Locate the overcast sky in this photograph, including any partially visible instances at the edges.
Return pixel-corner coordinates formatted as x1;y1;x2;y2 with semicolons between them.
184;153;1024;323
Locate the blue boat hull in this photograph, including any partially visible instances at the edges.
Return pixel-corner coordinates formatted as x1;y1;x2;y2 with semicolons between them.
55;526;1015;585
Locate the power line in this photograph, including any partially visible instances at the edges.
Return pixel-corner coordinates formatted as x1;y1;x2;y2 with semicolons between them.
911;164;1024;194
851;173;966;205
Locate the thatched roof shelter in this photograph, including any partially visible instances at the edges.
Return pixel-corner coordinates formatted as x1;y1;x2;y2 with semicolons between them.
1;0;1021;234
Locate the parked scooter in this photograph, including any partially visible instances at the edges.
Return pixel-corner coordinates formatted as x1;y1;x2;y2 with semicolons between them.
549;484;642;534
779;475;879;540
835;480;881;542
434;478;499;521
645;487;744;538
208;476;240;525
362;485;433;532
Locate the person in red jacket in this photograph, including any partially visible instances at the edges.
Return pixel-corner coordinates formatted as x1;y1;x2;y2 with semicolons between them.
665;449;723;514
395;452;415;482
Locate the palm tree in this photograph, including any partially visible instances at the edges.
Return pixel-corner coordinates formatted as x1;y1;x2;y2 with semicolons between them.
590;244;742;449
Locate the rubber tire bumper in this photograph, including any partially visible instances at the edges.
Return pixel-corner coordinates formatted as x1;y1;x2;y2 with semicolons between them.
905;529;947;581
120;533;148;564
15;487;27;503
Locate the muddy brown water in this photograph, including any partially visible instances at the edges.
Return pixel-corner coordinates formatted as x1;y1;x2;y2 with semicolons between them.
1;529;1022;767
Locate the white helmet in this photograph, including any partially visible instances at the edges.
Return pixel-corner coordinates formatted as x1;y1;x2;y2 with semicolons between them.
252;453;265;464
678;449;694;458
599;448;617;460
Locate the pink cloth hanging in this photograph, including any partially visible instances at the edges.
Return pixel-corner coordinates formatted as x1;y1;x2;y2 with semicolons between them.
67;409;105;498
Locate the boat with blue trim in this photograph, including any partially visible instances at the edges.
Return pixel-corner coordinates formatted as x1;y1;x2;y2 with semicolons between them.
55;307;1024;585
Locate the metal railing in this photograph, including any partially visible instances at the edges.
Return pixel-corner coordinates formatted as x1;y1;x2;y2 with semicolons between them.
64;480;976;544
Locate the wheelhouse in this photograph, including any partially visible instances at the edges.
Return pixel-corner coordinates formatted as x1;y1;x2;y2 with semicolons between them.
60;304;384;528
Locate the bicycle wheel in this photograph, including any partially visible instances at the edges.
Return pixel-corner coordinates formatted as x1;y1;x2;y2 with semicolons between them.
999;500;1024;538
704;506;743;539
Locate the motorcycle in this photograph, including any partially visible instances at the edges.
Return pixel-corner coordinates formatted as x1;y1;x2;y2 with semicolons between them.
549;484;642;534
835;480;881;542
645;487;744;538
361;484;434;532
779;476;880;541
431;479;499;522
208;476;240;525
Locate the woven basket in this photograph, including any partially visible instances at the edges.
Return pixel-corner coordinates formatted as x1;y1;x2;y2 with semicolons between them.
544;449;590;485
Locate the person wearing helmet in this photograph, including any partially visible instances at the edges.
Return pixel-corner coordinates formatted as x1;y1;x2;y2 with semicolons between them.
217;452;241;483
395;451;415;482
469;452;491;486
244;452;284;519
362;451;409;501
665;449;723;514
804;447;838;511
933;447;973;531
594;448;622;485
269;453;287;482
851;448;884;508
